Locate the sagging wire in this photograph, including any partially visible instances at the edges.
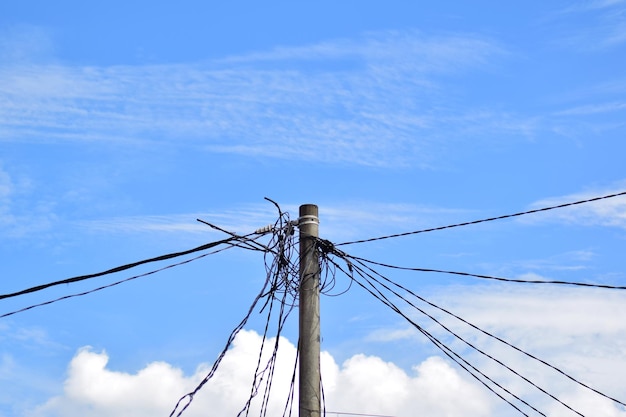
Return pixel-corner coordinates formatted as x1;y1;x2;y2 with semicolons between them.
281;348;299;417
318;241;590;416
238;256;297;417
172;199;302;417
318;237;626;412
169;272;273;417
1;234;271;319
348;256;626;290
318;239;353;297
321;250;539;417
345;254;626;409
0;237;242;301
336;190;626;246
349;258;581;417
238;199;307;417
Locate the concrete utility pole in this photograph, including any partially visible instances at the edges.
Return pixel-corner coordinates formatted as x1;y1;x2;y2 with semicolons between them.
298;204;321;417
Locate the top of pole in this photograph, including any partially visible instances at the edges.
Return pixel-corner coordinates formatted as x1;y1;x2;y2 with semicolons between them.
299;204;319;228
299;204;319;216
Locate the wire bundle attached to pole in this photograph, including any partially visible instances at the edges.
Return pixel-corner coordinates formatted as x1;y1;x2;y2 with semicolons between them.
3;191;626;417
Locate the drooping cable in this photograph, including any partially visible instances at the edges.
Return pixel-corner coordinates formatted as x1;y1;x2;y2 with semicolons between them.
349;256;626;290
171;200;302;417
0;236;266;301
325;256;537;417
0;244;235;319
337;191;626;246
281;347;299;417
339;252;626;408
344;255;584;417
323;240;626;415
238;223;298;417
169;268;273;417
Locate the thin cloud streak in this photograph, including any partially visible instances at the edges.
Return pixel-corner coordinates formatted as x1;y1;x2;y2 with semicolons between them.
556;0;626;49
75;202;473;243
554;101;626;116
0;31;521;167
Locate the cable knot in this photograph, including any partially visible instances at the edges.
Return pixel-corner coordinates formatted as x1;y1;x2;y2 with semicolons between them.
316;238;336;256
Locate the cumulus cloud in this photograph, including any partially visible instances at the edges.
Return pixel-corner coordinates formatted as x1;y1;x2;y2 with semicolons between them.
21;279;626;417
428;283;626;416
29;329;493;417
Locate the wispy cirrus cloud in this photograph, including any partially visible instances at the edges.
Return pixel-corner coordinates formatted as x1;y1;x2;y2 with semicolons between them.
0;164;57;239
75;201;472;243
554;101;626;116
0;30;523;167
555;0;626;49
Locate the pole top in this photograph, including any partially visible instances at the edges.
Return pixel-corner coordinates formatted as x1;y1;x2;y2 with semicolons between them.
299;204;318;216
299;204;319;227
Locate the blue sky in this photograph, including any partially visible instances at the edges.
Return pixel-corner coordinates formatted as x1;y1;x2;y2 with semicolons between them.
1;1;626;416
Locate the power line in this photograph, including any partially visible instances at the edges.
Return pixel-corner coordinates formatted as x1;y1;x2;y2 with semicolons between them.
337;190;626;246
345;256;584;416
326;245;626;409
0;233;268;302
0;247;228;319
320;242;626;415
326;256;539;417
171;207;301;417
349;255;626;290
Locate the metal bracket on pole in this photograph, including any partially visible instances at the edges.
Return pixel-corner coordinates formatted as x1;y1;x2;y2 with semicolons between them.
298;214;319;227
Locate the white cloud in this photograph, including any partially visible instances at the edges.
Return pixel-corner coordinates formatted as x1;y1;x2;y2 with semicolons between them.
220;30;502;74
0;24;56;64
556;0;626;49
365;326;419;343
427;283;626;415
0;164;57;238
28;287;626;417
17;277;626;417
0;165;12;201
28;329;493;417
75;201;472;243
554;101;626;116
0;30;518;167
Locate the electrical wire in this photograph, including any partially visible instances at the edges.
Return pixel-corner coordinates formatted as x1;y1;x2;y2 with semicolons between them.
281;348;299;417
343;254;626;409
322;243;626;415
0;235;267;301
0;245;232;319
345;256;584;416
320;238;626;407
171;200;302;417
326;256;538;417
349;256;626;290
336;191;626;246
169;269;273;417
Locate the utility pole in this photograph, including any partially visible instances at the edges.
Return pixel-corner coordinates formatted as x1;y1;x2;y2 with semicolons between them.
298;204;321;417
